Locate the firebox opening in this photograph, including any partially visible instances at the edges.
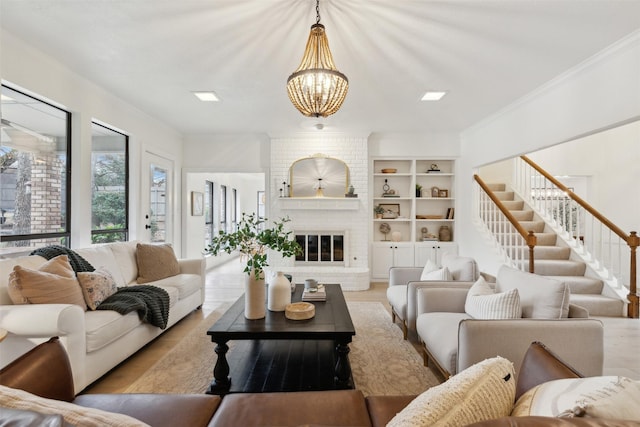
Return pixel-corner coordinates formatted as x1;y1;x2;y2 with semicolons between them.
294;231;346;266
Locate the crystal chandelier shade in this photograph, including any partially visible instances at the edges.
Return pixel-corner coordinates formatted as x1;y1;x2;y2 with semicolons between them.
287;4;348;118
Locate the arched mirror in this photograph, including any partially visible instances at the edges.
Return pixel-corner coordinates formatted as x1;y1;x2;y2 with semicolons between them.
289;154;349;198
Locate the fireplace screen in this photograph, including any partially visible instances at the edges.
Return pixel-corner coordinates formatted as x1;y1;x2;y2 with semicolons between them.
295;232;344;265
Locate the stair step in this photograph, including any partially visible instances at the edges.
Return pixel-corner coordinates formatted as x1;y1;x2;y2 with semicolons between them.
487;183;506;191
493;191;515;201
570;294;624;317
510;210;534;221
501;200;524;210
545;275;604;294
535;260;587;276
518;220;546;233
508;246;571;260
534;233;558;246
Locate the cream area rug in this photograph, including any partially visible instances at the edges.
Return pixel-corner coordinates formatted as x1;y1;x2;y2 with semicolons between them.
125;301;440;396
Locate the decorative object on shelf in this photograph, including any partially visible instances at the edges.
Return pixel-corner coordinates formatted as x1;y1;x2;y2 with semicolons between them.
381;168;397;174
416;184;423;197
438;189;449;198
427;164;440;173
417;214;444;219
439;225;452;242
280;181;289;198
446;208;455;219
380;203;400;219
191;191;204;216
204;213;302;319
268;271;291;312
391;231;402;242
285;302;315;320
345;184;357;198
286;0;348;118
431;186;440;197
382;179;399;197
379;222;391;241
374;205;385;219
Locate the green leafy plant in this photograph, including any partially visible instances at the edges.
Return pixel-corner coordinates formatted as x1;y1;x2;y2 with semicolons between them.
205;212;302;279
374;205;385;214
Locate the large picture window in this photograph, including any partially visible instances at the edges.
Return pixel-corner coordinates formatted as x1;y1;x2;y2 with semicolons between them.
91;122;128;243
204;180;214;247
0;85;71;251
220;184;227;233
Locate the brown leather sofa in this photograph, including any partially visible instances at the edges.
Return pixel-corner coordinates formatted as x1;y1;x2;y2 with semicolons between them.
0;337;636;427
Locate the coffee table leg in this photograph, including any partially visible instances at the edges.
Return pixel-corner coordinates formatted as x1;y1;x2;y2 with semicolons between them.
206;340;231;394
334;341;352;389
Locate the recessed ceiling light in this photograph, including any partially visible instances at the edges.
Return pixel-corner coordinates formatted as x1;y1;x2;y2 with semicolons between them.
192;91;220;102
421;91;447;101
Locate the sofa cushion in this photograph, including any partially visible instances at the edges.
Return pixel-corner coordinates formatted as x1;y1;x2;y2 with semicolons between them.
386;285;407;319
78;268;118;310
387;357;516;427
150;273;201;300
76;245;126;287
420;258;439;280
85;311;143;353
441;252;478;281
496;265;570;319
465;277;521;319
512;376;640;420
0;385;150;427
416;312;471;375
109;241;140;285
136;244;180;284
421;267;452;281
8;256;87;309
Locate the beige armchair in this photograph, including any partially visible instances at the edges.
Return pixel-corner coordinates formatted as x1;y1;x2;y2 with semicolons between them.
386;253;480;338
415;265;604;380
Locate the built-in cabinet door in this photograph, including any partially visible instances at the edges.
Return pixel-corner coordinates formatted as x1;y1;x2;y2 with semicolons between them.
414;242;458;268
371;243;414;279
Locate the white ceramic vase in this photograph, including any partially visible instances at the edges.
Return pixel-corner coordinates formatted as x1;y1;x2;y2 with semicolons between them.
244;270;266;319
268;271;291;312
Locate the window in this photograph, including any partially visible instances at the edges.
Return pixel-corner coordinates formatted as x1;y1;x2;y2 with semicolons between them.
91;122;128;243
204;180;214;247
231;188;237;231
220;185;227;232
0;85;71;250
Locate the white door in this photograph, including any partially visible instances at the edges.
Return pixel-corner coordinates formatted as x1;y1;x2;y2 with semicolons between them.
141;151;174;244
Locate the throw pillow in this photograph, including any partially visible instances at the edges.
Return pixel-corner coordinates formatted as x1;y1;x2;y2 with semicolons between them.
135;243;180;284
420;258;439;280
0;385;150;427
465;277;521;319
420;266;452;281
77;267;118;310
496;265;570;319
512;376;640;420
8;256;87;309
387;357;516;427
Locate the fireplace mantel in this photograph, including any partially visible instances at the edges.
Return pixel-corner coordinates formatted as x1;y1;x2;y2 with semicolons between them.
278;197;360;210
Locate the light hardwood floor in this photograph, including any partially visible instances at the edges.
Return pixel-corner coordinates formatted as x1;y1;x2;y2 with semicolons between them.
83;259;640;394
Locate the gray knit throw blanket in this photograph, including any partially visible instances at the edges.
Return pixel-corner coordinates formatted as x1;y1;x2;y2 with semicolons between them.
30;245;95;273
97;285;170;329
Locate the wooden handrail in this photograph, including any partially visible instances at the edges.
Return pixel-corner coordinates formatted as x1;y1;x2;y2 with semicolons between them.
521;156;629;241
474;174;537;272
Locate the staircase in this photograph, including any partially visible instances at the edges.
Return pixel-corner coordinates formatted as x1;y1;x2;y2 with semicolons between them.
487;183;625;317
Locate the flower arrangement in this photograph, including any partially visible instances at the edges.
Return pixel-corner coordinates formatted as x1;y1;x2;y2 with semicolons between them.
205;212;302;279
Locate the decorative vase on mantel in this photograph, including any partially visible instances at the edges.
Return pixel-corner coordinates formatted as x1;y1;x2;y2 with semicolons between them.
245;269;266;320
268;271;292;312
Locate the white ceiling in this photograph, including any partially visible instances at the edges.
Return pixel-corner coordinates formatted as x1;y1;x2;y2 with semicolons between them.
2;0;640;137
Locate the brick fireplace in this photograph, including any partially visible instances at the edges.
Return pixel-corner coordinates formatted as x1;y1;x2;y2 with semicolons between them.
268;136;369;290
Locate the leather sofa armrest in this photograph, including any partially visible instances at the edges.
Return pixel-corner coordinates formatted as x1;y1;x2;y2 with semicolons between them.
0;337;75;402
408;281;474;330
389;267;422;287
365;395;416;427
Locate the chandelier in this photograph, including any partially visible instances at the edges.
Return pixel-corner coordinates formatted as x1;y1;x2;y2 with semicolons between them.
286;0;349;118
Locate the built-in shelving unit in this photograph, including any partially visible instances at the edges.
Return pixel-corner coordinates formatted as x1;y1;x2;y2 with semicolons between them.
370;158;458;279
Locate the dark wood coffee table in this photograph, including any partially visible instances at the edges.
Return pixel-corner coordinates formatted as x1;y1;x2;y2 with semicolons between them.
206;283;355;395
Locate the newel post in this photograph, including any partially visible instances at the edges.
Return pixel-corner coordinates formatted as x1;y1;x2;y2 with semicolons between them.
628;231;639;318
527;231;537;274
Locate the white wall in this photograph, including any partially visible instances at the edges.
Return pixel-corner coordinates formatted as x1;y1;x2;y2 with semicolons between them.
458;31;640;275
1;30;185;252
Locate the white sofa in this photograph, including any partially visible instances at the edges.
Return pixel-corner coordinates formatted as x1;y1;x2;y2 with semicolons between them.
415;265;604;380
0;241;205;393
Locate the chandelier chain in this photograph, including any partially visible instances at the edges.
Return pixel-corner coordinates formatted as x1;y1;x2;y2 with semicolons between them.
315;0;321;24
